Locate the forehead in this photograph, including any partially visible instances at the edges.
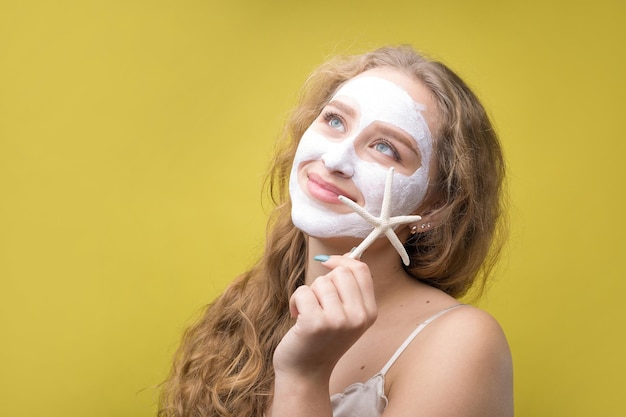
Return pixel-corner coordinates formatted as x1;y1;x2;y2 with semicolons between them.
331;75;430;143
335;74;420;101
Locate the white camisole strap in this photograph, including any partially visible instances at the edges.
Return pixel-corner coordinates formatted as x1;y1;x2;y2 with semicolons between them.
379;303;466;376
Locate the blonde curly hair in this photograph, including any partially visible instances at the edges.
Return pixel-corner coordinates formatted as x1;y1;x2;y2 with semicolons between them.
158;45;506;417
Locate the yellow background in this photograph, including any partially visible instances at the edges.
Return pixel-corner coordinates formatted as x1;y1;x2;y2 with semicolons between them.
1;1;624;416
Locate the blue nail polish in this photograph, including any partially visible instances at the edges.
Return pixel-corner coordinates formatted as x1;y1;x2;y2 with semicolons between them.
313;254;330;262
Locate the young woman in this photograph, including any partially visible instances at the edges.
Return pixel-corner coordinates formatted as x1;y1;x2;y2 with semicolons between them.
159;45;513;417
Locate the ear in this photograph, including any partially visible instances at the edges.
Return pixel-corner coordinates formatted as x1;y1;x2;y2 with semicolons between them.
410;199;446;234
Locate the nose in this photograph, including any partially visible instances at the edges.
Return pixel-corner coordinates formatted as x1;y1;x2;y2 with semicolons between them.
321;141;355;177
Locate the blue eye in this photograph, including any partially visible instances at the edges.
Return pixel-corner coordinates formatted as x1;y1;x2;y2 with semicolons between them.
323;112;346;133
329;117;344;130
374;140;400;160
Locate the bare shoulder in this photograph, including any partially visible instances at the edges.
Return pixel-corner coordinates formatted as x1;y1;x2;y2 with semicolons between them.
385;305;513;417
409;305;512;378
430;304;511;350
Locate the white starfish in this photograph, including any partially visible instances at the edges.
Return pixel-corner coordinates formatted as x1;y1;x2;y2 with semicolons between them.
338;167;422;266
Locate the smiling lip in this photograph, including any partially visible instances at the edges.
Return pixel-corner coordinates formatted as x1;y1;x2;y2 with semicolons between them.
306;173;354;204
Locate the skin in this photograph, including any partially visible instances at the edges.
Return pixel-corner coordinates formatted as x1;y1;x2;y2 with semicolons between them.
268;67;513;417
289;73;433;240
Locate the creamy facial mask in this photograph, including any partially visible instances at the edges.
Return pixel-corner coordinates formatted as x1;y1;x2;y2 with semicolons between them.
289;75;433;238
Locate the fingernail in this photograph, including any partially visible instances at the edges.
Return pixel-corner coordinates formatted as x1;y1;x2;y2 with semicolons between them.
313;254;330;262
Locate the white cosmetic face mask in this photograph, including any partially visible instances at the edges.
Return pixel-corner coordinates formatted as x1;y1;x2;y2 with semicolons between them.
289;75;433;238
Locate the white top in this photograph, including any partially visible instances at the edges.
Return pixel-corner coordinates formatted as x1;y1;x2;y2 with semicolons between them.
330;304;466;417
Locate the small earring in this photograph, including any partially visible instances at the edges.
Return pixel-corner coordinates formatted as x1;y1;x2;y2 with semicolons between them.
410;225;418;235
427;223;431;228
420;224;426;229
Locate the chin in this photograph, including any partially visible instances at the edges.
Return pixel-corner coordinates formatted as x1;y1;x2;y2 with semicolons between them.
307;234;364;248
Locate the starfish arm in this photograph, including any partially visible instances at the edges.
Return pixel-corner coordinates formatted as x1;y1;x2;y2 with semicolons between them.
380;167;394;218
338;167;422;264
338;195;380;224
384;229;411;266
348;227;383;260
388;214;422;227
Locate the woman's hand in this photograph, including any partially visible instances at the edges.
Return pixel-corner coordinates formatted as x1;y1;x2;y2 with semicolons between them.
268;255;378;417
273;255;378;381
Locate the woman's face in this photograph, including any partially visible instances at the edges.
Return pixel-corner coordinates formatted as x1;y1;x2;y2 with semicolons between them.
289;67;437;239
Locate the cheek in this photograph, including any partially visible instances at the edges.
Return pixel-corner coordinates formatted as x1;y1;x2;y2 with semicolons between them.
351;161;388;209
292;128;331;167
353;163;430;216
392;168;430;214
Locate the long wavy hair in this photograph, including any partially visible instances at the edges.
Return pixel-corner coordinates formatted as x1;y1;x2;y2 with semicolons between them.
158;45;506;417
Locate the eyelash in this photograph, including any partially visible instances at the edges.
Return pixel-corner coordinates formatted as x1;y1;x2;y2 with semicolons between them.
374;138;401;161
322;111;345;128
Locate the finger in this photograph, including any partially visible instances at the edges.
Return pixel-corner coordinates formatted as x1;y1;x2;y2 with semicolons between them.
319;254;367;268
322;256;373;290
345;247;361;260
322;256;377;318
289;285;322;319
323;265;362;303
333;274;378;328
309;275;345;316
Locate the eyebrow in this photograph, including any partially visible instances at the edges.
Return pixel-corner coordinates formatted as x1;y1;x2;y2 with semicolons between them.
326;99;357;118
375;122;420;157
